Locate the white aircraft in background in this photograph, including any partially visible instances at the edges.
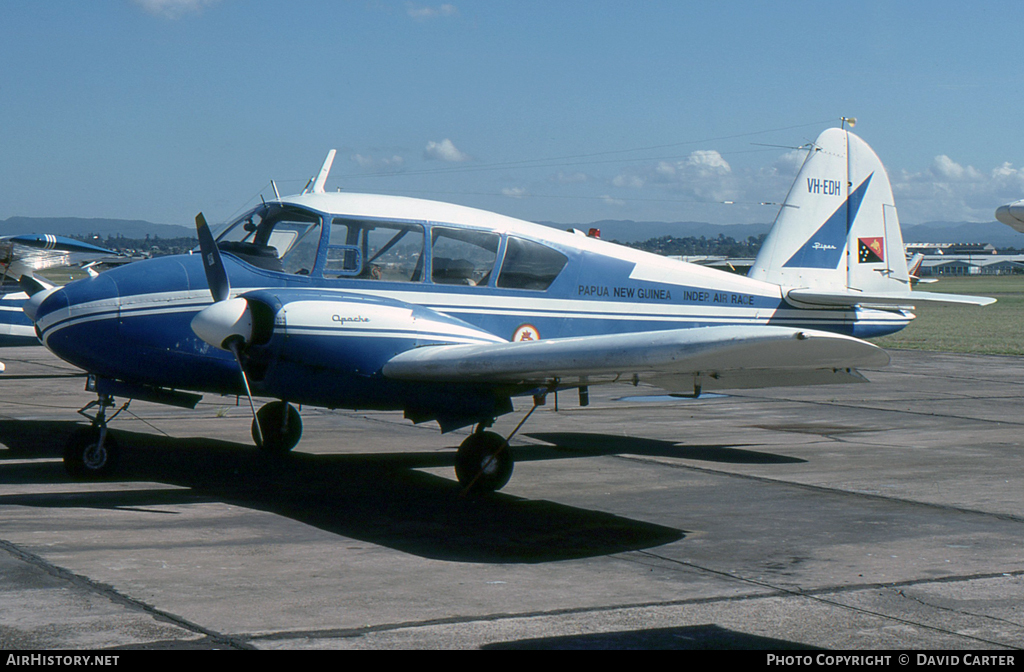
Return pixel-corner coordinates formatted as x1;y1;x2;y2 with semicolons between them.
996;200;1024;232
0;235;119;370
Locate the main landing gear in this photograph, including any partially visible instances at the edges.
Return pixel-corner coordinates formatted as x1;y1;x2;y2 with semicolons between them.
251;400;302;453
456;429;513;494
454;398;544;494
64;394;126;478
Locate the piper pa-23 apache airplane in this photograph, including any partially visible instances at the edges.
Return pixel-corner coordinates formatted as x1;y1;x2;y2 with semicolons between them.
26;126;993;492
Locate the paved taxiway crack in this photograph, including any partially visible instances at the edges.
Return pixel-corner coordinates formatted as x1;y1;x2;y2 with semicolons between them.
630;550;1024;650
0;537;254;650
239;560;1024;648
609;452;1024;525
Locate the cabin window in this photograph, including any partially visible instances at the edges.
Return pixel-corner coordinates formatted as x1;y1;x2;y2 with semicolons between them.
497;237;567;290
216;205;323;275
430;227;500;286
325;219;425;281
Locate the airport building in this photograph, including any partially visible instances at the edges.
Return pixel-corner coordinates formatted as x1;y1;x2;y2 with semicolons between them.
906;242;1024;276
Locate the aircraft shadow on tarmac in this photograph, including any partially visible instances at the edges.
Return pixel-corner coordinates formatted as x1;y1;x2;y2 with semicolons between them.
485;623;820;650
0;420;683;564
525;432;806;465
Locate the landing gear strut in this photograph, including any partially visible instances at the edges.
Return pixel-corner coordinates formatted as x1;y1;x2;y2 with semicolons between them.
65;394;126;478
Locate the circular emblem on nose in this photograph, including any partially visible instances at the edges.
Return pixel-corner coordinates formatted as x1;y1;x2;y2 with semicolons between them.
512;324;539;342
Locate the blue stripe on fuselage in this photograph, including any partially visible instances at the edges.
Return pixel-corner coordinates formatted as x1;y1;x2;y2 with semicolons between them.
33;246;905;394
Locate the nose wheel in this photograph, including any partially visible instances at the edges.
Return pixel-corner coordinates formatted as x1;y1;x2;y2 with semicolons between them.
64;427;120;478
65;394;124;478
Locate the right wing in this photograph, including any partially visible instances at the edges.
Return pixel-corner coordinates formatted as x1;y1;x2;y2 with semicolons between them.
383;325;890;394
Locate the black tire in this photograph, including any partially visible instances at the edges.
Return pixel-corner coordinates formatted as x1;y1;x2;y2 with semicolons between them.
64;427;119;479
455;431;513;493
252;401;302;453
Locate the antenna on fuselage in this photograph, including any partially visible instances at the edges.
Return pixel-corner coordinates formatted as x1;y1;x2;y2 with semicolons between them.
840;116;857;129
302;149;337;195
271;180;281;200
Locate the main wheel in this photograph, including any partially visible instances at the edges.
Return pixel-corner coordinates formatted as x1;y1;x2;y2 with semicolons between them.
64;427;119;479
455;431;513;493
252;401;302;453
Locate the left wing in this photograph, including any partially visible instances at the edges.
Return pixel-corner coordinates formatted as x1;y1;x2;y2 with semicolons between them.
382;325;890;394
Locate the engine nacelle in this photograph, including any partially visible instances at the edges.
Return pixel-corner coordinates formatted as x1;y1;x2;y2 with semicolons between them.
996;200;1024;233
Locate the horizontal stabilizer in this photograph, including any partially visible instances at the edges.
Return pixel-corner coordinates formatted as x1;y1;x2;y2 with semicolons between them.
382;325;889;393
786;288;995;308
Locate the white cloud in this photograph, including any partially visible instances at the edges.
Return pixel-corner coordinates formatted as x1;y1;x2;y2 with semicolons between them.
351;153;405;171
893;155;1024;223
554;171;589;184
406;3;459;20
600;195;626;206
929;155;984;181
424;138;470;162
647;150;738;202
652;150;731;180
612;174;644;189
130;0;220;19
501;187;528;199
683;149;732;177
773;149;809;177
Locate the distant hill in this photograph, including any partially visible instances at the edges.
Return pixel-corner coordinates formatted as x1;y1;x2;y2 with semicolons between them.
0;216;193;240
5;214;1023;251
900;221;1024;248
539;220;771;243
544;219;1024;249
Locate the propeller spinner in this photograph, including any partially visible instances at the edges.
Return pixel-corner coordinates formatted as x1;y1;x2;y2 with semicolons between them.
190;213;264;446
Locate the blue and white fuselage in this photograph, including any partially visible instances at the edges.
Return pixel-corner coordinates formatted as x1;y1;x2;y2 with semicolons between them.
30;190;911;415
27;128;993;487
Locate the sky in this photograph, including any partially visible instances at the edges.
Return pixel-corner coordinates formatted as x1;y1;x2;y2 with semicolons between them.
4;0;1024;230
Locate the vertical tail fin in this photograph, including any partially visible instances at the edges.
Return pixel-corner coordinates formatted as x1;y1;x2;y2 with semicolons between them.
748;128;909;292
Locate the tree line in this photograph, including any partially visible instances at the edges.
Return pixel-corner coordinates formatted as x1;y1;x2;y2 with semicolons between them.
72;232;768;260
617;233;766;257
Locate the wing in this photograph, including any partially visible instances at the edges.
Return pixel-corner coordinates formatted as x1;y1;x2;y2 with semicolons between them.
382;325;890;394
0;234;119;279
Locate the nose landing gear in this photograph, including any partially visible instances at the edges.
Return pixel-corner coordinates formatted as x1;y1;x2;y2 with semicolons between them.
65;394;125;478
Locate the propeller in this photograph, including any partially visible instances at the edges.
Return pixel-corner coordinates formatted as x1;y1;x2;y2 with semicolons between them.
190;213;264;446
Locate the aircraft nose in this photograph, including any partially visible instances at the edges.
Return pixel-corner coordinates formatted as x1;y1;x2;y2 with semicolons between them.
31;274;121;371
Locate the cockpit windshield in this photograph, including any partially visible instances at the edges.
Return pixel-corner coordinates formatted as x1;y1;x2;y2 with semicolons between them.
215;205;323;274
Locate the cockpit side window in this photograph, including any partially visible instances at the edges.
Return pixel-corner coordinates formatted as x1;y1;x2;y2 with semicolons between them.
430;227;500;287
497;237;568;291
325;218;425;281
216;205;322;275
